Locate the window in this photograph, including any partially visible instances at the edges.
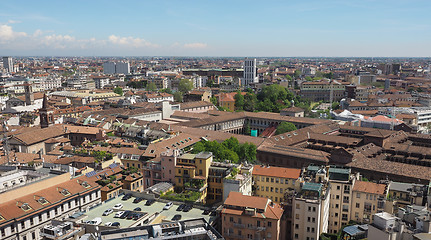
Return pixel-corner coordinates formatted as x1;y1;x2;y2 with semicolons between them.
312;227;315;233
230;217;233;222
337;186;340;190
307;227;310;232
295;234;299;239
307;217;311;222
356;193;361;198
312;217;315;223
295;224;299;229
268;221;272;227
356;203;360;208
295;214;299;219
296;204;300;209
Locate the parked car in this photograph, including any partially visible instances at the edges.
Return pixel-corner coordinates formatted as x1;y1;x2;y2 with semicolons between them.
114;211;124;218
103;208;113;216
172;214;182;221
163;202;173;210
183;204;192;212
133;213;143;220
111;222;120;227
120;211;130;219
176;204;186;211
126;213;135;220
133;197;143;203
133;207;142;211
145;199;155;206
113;203;123;210
87;217;102;225
122;193;132;201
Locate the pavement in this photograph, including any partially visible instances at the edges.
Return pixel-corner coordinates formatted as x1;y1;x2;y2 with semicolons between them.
84;196;216;228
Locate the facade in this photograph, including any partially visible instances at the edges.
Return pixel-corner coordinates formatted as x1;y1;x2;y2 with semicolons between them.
222;192;284;240
115;62;130;74
0;177;101;240
292;181;330;240
103;62;116;74
252;165;301;203
222;164;253;202
243;58;258;86
300;80;347;102
351;181;387;224
3;56;13;73
93;76;110;89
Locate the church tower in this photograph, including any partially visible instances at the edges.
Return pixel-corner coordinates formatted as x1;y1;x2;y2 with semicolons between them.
24;82;34;106
40;94;54;128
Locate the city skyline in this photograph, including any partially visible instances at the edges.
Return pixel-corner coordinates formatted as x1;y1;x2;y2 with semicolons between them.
1;0;431;57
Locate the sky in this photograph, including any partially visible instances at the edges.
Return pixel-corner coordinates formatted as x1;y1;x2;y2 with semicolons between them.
0;0;430;57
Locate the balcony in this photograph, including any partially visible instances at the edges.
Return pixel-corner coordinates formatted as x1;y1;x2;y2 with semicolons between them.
226;233;245;239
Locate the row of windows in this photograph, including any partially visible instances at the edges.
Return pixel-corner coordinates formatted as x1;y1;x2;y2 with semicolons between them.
254;176;295;184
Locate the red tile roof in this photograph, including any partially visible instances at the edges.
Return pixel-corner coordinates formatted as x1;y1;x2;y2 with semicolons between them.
253;165;301;179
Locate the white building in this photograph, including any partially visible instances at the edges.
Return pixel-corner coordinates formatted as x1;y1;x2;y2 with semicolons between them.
93;77;110;89
243;58;258;86
368;212;405;240
222;165;253;202
3;56;13;73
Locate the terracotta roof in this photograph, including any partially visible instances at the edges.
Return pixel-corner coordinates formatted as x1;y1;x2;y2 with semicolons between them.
0;177;99;223
252;165;301;179
281;107;304;113
223;192;283;220
10;125;65;146
353;181;386;195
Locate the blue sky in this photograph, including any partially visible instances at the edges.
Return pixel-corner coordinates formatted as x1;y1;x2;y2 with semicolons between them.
0;0;430;57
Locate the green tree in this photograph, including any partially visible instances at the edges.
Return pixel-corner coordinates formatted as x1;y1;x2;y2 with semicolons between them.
179;79;194;93
210;96;218;106
294;69;302;78
173;92;183;102
275;122;297;135
323;72;334;79
305;76;313;81
113;87;123;96
234;92;244;111
160;88;172;94
244;93;257;112
146;82;157;91
285;75;293;81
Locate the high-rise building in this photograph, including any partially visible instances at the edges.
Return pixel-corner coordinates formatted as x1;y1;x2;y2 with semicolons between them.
115;61;130;74
103;61;130;74
243;58;258;86
3;56;13;73
103;62;116;74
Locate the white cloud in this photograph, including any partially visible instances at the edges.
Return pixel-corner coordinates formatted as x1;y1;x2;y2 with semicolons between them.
108;35;159;48
183;42;207;49
7;20;21;24
42;34;76;49
0;24;27;43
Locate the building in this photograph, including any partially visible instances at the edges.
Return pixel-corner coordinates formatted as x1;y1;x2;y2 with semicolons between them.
0;176;101;240
326;166;358;234
387;182;429;211
300;79;347;102
243;58;258;86
99;218;223;240
292;181;330;240
252;165;301;203
351;181;387;224
103;62;116;74
3;56;13;73
222;192;284;240
367;212;405;240
103;62;130;75
222;164;253;202
116;62;130;75
93;76;110;89
280;107;305;118
174;152;213;203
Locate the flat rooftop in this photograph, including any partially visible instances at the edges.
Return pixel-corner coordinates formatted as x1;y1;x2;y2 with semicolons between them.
83;196;216;228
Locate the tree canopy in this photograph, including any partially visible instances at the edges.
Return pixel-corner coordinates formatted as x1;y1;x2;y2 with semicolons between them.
275;122;297;135
179;79;194;93
146;82;157;91
192;137;256;163
113;87;123;96
173;91;183;102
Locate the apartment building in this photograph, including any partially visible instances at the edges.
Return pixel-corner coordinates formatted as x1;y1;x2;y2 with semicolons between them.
252;165;301;203
292;180;330;240
222;164;253;202
0;177;101;240
174;152;213;203
326;167;358;234
300;79;348;102
351;181;388;224
222;192;284;240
